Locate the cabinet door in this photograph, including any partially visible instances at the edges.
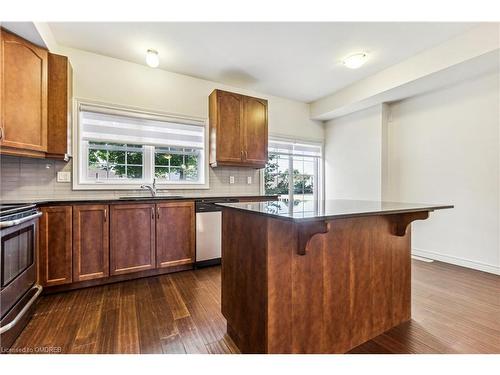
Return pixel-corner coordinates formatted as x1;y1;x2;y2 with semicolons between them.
156;202;195;268
0;29;48;153
39;206;72;287
73;205;109;282
216;91;244;164
110;204;155;276
242;96;268;166
46;53;72;160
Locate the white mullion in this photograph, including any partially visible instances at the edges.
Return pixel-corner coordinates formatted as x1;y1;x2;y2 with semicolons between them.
105;148;110;179
314;157;319;211
143;145;154;183
124;147;128;178
288;155;294;203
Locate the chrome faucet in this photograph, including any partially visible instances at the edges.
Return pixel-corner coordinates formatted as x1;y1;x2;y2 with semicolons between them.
141;178;157;197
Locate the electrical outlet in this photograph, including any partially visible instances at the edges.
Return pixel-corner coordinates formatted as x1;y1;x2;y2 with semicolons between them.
247;176;252;184
57;171;71;183
229;176;235;184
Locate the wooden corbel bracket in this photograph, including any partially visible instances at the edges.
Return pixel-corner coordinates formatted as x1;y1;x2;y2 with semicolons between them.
389;211;430;237
296;220;329;255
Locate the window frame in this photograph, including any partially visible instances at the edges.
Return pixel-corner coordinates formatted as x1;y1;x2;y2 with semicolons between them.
73;99;210;190
261;135;324;211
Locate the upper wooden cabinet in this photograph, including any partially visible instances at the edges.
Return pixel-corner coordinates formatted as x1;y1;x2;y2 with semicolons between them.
73;204;109;282
0;29;48;156
39;206;73;287
0;29;72;160
46;53;73;160
209;89;268;168
156;201;195;269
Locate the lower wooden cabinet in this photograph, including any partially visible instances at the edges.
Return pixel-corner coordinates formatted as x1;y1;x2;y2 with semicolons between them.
38;200;197;288
39;206;72;287
110;203;156;276
156;201;195;268
73;204;109;281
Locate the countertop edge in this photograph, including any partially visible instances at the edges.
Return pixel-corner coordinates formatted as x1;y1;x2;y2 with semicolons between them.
1;195;279;206
216;202;454;222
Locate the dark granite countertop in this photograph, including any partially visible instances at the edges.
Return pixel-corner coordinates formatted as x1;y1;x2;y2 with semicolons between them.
216;199;453;222
0;195;278;206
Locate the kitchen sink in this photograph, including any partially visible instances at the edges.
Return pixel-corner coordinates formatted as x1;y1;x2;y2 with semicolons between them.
118;195;185;200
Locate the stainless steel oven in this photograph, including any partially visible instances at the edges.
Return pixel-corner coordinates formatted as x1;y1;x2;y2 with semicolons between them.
0;204;42;352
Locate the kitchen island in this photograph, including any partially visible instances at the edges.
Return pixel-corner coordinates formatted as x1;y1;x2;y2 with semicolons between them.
216;199;453;354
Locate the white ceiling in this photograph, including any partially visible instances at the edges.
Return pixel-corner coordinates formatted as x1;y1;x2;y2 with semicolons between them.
48;22;476;103
2;22;47;47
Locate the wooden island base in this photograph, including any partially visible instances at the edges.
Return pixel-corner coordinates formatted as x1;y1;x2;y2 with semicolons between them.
221;208;425;354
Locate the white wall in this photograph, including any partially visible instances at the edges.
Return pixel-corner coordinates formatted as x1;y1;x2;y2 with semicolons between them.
324;104;386;200
59;46;324;142
324;71;500;274
387;71;499;274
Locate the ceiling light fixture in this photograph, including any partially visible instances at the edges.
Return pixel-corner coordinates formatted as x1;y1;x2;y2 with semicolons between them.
342;53;368;69
146;49;159;68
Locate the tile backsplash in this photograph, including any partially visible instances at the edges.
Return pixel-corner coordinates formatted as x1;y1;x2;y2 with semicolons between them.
0;156;261;202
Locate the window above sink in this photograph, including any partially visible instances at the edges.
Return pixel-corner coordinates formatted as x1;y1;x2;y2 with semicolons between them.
73;100;209;190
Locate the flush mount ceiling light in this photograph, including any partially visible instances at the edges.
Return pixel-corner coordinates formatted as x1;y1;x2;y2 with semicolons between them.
146;49;159;68
342;52;368;69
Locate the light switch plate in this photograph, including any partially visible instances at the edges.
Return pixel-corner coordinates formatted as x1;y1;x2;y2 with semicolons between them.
229;176;235;184
247;176;252;184
57;171;71;183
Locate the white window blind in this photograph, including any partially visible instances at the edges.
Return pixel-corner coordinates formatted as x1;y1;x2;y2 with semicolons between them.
268;139;322;157
79;104;205;149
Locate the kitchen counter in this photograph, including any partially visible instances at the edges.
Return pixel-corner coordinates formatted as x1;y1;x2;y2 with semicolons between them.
219;199;452;353
1;194;279;206
216;199;453;222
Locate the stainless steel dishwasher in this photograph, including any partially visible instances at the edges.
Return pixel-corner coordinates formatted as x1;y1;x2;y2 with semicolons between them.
195;198;238;267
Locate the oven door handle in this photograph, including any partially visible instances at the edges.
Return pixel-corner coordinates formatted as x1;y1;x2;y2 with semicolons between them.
0;212;42;228
0;284;42;334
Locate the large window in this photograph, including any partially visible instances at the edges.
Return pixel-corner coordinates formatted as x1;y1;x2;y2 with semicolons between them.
75;102;207;189
264;138;322;211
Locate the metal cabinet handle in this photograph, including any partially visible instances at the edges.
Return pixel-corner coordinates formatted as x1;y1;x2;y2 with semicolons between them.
0;284;42;334
157;207;160;219
151;207;154;220
104;208;107;222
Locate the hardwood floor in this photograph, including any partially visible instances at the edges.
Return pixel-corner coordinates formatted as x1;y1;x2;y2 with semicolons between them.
9;260;500;354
